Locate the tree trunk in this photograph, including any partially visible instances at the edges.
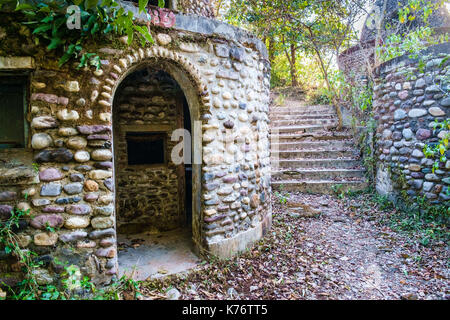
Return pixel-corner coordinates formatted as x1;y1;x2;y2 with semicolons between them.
268;38;275;66
290;43;298;87
314;48;343;130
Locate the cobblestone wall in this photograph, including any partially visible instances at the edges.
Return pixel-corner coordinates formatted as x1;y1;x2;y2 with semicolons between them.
0;4;271;288
373;43;450;203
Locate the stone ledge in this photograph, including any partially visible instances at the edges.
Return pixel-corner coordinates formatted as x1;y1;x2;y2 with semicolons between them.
206;212;272;259
0;56;35;70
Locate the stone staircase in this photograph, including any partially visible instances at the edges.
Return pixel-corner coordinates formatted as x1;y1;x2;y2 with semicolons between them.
270;100;368;194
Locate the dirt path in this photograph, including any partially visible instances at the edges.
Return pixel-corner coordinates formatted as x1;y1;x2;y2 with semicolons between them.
140;193;449;300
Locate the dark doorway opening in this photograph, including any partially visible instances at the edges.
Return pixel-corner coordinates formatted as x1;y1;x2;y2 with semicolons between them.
113;64;198;280
183;96;192;228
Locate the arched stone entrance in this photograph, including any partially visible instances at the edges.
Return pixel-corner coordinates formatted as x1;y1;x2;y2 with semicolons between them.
110;58;204;278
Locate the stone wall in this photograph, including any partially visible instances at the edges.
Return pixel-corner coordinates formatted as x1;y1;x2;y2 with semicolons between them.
373;42;450;203
0;3;271;288
176;0;216;18
114;69;184;232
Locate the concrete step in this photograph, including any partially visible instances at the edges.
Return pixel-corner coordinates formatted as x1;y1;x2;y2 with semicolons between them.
271;118;338;126
272;158;363;169
271;140;354;151
271;105;334;112
271;179;369;194
270;113;336;121
272;168;366;180
270;125;335;134
270;131;354;142
271;149;358;159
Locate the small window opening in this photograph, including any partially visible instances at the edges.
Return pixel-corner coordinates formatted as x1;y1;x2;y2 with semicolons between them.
126;132;166;165
0;77;27;149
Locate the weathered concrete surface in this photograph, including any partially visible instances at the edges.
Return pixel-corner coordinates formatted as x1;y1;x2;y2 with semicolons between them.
118;229;201;280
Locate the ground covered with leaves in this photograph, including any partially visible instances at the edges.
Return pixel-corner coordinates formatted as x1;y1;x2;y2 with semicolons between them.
138;192;449;300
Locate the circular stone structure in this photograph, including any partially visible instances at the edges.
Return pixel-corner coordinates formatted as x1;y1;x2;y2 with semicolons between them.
0;0;271;286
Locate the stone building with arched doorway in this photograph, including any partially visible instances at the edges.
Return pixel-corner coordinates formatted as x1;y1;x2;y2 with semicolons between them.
0;0;271;286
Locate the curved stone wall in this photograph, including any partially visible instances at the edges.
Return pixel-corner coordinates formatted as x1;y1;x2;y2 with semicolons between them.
373;42;449;203
0;5;271;287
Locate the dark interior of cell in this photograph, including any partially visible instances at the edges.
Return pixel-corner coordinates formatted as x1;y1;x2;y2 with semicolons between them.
126;132;165;165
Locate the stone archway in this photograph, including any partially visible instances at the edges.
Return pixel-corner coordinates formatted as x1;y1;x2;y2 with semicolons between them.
102;49;209;278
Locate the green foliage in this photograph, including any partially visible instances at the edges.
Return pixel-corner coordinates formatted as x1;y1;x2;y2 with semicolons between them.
0;204;142;300
423;119;449;173
377;0;448;63
274;191;289;205
10;0;156;69
273;93;286;106
345;189;449;246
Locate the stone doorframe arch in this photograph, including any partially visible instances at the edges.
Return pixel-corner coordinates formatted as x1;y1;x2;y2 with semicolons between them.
101;46;211;256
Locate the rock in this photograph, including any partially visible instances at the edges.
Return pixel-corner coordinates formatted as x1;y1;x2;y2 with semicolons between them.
215;44;230;58
63;183;83;195
94;206;113;216
34;232;58;246
415;78;426;88
156;33;171;45
412;179;423;189
66;204;91;215
423;182;434;192
31;214;64;229
104;178;114;191
89;228;115;239
65;217;90;229
67;137;87;150
31;116;57;129
425;173;440;182
35;148;73;163
398;90;408;100
84;180;99;191
77;125;111;135
31;133;52;149
95;247;115;258
0;191;17;202
394;109;407;120
91;149;112;161
59;231;88;243
0;205;13;220
428;107;445;117
70;173;84;182
74;150;90;162
84;193;98;202
416;128;431;140
411;149;424;158
250;193;259;208
58;127;78;136
42;206;65;213
408;108;427;118
40;183;62;197
31;199;51;207
57;109;79;121
89;170;112;180
224;120;234;129
402;128;413;140
91;217;113;229
230;46;245;62
31;269;54;285
63;81;80;92
166;288;181;300
39;168;64;182
440;97;450;107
